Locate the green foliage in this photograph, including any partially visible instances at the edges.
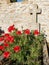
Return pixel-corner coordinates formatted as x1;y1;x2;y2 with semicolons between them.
0;29;44;65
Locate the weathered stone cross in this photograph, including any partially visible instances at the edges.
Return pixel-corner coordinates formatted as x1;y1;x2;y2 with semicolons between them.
29;4;41;23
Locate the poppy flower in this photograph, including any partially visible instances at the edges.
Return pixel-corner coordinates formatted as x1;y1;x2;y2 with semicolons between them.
4;33;10;37
4;42;9;47
0;46;4;50
3;51;10;58
9;36;14;43
4;33;10;42
24;29;30;35
16;30;22;35
4;35;14;43
14;46;21;53
0;36;4;41
4;36;10;42
8;25;15;32
34;30;39;35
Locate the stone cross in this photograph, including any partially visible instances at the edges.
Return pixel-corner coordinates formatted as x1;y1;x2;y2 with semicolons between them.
29;4;41;23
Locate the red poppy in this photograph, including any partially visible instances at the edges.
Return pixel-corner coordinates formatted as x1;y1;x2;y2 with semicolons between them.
4;33;10;42
0;46;4;50
4;36;10;42
3;51;10;58
34;30;39;35
4;42;9;47
0;36;4;41
16;30;22;35
8;25;15;32
4;33;10;37
9;36;14;43
14;46;21;53
24;29;30;35
4;35;14;43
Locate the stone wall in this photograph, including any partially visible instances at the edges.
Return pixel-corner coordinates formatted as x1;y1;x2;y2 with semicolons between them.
0;0;49;42
0;2;41;32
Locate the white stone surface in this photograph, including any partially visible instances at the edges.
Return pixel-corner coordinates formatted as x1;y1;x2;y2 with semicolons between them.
0;0;49;42
0;2;41;33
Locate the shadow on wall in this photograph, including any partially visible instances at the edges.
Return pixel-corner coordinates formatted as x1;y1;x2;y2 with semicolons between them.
0;27;4;35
